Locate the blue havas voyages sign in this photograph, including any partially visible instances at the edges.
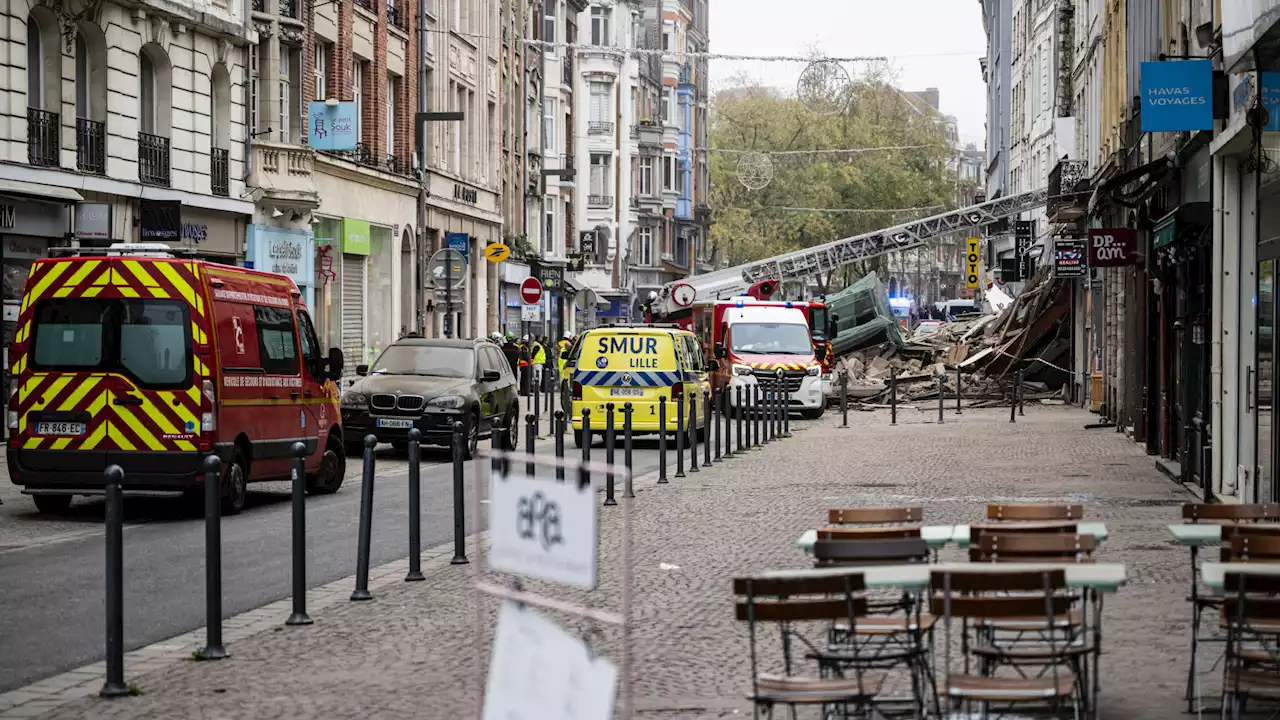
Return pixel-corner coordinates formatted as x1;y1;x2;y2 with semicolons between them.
1140;60;1214;132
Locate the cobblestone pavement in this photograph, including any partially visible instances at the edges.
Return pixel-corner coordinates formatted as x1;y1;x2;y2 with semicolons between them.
17;405;1208;719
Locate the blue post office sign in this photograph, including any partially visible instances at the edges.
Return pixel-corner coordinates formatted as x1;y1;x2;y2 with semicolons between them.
1140;60;1214;132
308;102;359;151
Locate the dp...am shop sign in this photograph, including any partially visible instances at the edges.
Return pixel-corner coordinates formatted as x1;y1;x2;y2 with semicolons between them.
1141;60;1214;132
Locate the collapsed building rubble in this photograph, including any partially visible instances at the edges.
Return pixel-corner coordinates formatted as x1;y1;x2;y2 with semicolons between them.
829;266;1072;407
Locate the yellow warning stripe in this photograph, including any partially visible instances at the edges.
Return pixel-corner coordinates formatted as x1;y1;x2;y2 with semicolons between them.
58;376;102;411
155;262;201;315
33;376;73;409
24;437;43;450
111;405;165;451
86;390;108;417
118;286;140;298
50;436;75;450
81;286;104;298
106;422;136;451
81;420;108;450
51;260;102;297
27;262;69;304
123;260;160;288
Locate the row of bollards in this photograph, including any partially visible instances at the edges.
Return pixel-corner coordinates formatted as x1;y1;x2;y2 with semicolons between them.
98;377;805;698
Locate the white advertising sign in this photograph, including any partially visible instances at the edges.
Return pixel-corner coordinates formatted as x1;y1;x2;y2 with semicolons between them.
483;601;617;720
489;470;597;589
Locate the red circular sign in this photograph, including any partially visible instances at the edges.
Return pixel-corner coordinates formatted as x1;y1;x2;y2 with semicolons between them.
520;277;543;305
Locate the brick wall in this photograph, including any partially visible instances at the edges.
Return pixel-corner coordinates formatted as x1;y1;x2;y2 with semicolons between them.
396;7;418;165
368;2;387;158
336;1;354;104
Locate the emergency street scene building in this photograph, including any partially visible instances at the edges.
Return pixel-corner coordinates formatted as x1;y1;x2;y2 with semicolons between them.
9;0;1280;717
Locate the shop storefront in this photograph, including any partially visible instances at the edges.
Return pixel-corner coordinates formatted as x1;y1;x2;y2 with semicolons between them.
246;224;316;309
2;192;74;439
425;174;502;339
171;206;246;265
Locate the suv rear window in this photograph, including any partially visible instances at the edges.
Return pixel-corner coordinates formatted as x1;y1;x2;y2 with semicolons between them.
30;298;192;387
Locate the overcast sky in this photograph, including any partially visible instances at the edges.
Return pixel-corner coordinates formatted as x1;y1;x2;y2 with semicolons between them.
707;0;988;147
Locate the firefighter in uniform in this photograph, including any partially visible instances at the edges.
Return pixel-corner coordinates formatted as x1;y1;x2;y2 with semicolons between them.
518;336;532;395
556;333;573;376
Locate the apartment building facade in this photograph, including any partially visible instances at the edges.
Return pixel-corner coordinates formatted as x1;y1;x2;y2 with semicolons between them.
1;0;256;407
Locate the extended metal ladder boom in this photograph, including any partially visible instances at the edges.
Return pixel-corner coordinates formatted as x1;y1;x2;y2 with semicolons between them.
652;188;1049;314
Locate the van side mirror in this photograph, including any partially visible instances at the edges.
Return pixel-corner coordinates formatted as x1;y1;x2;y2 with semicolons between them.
828;314;839;339
355;364;369;376
481;369;501;382
714;344;727;359
705;359;720;372
327;347;345;381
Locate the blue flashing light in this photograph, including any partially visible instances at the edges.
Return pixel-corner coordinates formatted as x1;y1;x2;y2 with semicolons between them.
736;300;745;307
785;301;793;308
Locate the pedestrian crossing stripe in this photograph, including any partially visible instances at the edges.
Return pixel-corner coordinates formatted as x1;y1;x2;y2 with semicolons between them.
574;370;682;387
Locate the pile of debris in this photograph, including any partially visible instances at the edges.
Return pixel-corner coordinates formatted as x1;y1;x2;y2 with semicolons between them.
831;266;1072;407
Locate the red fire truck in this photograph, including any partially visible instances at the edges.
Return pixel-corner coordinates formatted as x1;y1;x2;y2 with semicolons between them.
679;298;827;419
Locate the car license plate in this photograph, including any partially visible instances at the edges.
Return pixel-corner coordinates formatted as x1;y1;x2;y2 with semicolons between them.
35;421;86;436
376;418;413;429
610;387;644;397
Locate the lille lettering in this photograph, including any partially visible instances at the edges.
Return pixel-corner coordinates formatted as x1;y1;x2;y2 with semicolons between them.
453;184;478;204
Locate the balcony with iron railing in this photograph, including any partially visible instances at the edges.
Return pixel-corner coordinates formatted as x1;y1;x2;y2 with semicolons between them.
138;132;171;186
76;118;105;174
387;2;407;30
588;194;614;208
27;108;59;167
353;0;372;12
212;147;230;196
588;120;614;135
1046;158;1089;222
562;53;574;85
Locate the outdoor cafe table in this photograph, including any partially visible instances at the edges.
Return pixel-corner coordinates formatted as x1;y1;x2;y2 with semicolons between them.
795;525;955;553
749;562;1126;719
1200;561;1280;592
795;523;1110;553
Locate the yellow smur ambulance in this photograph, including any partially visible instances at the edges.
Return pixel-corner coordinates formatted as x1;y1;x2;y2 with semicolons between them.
567;325;710;448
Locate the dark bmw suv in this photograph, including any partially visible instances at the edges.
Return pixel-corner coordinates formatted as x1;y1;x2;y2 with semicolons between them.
340;338;519;458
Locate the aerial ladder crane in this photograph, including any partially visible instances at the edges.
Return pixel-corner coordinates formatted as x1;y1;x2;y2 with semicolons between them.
647;187;1051;318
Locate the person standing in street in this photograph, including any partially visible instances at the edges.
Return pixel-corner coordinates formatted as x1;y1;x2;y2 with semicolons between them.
530;336;547;393
502;333;520;374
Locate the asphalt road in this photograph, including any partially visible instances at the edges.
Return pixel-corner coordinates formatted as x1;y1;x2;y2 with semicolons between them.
0;422;717;693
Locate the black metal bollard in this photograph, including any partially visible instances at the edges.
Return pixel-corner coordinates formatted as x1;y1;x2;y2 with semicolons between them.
604;403;617;506
689;392;700;473
956;366;963;415
450;421;469;564
405;429;425;582
1010;376;1018;423
764;385;774;444
727;389;737;456
703;390;712;467
286;443;313;625
937;376;945;424
890;368;898;426
623;402;634;498
581;407;592;484
658;397;669;484
199;455;228;659
750;385;759;448
554;410;566;481
675;393;686;478
547;374;556;437
351;434;377;601
713;388;722;461
533;379;540;430
1018;369;1025;416
736;385;744;453
525;413;536;476
841;371;849;428
101;467;128;698
783;386;791;437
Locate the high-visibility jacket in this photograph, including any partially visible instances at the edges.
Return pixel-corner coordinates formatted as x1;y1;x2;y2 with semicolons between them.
518;345;531;367
531;342;546;365
556;339;571;373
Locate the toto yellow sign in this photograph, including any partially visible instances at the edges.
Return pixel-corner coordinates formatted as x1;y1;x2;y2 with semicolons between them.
965;237;982;289
483;243;511;262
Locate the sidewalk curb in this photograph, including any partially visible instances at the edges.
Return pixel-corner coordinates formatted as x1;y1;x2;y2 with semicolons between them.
0;464;668;719
0;533;486;719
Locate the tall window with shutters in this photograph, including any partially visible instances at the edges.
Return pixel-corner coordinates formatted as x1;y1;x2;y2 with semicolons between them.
589;81;609;122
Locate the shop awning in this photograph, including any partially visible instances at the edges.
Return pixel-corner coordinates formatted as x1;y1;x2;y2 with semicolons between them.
1153;202;1212;250
0;178;83;203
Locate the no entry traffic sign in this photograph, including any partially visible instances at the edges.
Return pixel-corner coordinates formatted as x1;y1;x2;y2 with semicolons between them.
520;276;543;305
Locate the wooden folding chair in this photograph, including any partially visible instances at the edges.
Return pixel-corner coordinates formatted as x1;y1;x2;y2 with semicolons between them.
987;503;1084;522
931;568;1082;718
828;506;924;526
817;526;923;542
967;522;1079;546
970;532;1097;564
734;571;882;719
1222;573;1280;719
1183;504;1280;710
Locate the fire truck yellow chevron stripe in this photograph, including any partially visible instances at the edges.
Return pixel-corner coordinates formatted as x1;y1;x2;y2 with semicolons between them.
81;421;108;450
59;376;102;411
28;262;69;303
86;389;108;416
106;422;136;451
51;260;102;297
155;262;200;313
81;287;104;298
123;260;159;287
111;405;164;451
33;376;73;409
50;436;74;450
24;437;43;449
118;286;140;298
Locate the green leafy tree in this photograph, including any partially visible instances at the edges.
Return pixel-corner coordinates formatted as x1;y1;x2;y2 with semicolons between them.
708;75;961;292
